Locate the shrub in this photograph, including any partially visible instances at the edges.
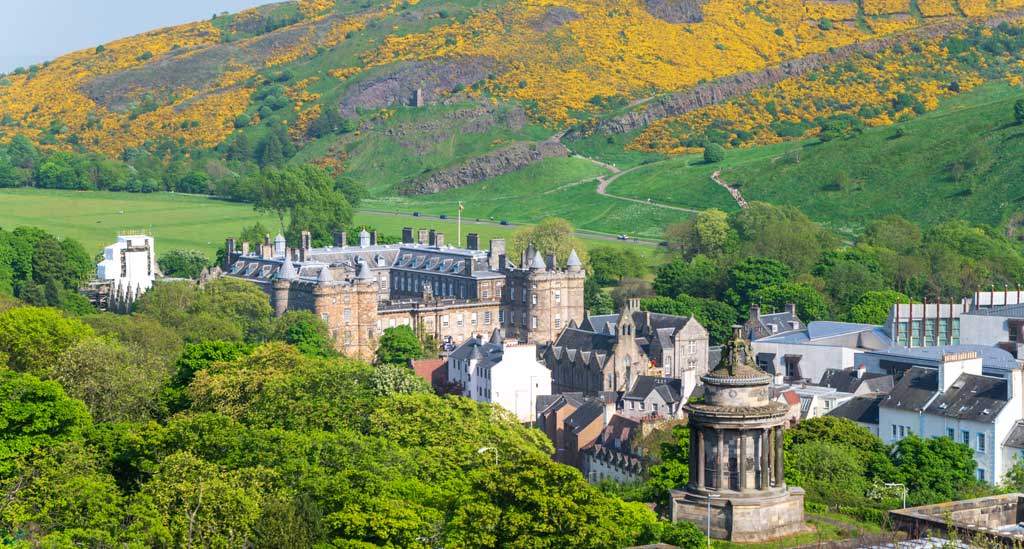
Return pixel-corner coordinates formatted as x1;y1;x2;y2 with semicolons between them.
703;143;726;164
819;18;833;30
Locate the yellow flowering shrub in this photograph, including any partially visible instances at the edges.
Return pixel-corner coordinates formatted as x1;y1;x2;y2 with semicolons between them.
862;0;910;15
917;0;959;16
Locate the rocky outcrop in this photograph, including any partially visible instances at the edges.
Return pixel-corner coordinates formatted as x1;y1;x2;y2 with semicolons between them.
565;8;1024;140
643;0;707;23
400;140;568;195
532;6;581;31
338;57;499;116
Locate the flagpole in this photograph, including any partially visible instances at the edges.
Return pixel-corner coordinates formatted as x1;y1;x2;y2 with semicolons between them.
458;202;463;247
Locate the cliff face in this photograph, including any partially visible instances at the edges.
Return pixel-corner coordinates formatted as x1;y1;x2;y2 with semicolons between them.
400;140;568;195
643;0;707;23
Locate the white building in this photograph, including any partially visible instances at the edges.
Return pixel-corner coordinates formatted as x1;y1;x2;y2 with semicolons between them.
878;351;1024;485
96;233;156;308
752;321;894;384
447;328;552;422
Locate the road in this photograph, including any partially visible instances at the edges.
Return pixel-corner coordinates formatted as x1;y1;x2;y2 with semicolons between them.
356;209;661;247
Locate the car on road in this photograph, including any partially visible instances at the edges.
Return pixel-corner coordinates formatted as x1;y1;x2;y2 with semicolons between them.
500;220;510;226
440;214;448;220
413;211;421;217
617;234;629;240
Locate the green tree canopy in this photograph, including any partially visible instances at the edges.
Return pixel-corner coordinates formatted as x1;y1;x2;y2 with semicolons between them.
510;217;588;268
848;289;908;324
752;282;830;322
376;325;424;365
724;256;792;309
0;306;94;376
157;249;209;279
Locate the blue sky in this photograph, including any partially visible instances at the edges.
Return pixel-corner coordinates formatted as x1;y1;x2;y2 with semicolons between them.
0;0;269;72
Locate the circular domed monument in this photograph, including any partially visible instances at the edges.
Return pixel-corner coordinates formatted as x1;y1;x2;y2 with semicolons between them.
670;326;805;542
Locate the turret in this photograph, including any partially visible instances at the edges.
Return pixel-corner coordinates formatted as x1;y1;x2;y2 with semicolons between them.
272;257;296;317
566;249;582;272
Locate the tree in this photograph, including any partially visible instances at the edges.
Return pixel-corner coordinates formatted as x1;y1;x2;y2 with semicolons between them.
823;260;886;314
335;176;368;208
1015;98;1024;124
646;424;689;506
724;257;792;309
0;306;94;376
787;440;871;506
255;165;353;245
890;434;979;505
510;218;588;268
848;289;908;324
692;209;737;257
257;132;285;167
860;215;922;255
157;249;209;279
0;371;91;475
56;337;171;422
730;202;838;273
370;362;431;396
175;171;209;194
653;255;720;299
588;247;646;286
752;282;830;322
270;311;335;357
610;277;654;309
376;325;423;364
585;277;615;314
703;143;725;163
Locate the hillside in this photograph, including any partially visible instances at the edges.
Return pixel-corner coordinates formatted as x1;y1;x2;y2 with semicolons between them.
5;0;1024;234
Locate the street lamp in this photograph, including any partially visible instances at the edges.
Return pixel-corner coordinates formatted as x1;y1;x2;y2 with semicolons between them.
705;493;720;549
478;446;498;465
884;482;907;509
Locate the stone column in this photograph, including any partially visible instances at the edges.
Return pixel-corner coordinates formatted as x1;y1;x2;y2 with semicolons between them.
768;428;776;487
697;428;705;489
774;426;785;487
760;428;770;490
689;427;698;488
717;429;726;491
739;431;747;490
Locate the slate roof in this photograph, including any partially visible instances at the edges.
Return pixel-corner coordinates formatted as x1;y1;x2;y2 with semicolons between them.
965;303;1024;318
565;400;606;433
449;335;503;368
865;344;1020;372
828;395;884;425
757;321;893;348
708;346;723;371
819;368;894;395
924;373;1008;423
536;392;588;417
880;367;938;412
1003;421;1024;449
623;376;682;404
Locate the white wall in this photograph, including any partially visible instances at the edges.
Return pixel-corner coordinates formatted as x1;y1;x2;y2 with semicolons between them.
960;315;1009;347
752;341;856;383
96;234;155;291
490;344;552;422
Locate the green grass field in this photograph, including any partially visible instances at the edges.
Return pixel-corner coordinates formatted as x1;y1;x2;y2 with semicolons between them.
0;188;664;264
364;156;694;240
587;82;1024;235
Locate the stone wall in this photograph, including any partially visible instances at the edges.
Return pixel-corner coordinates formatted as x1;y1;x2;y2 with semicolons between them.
890;494;1024;545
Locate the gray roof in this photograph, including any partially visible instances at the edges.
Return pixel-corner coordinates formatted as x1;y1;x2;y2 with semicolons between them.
827;395;884;425
355;260;373;280
536;392;588;417
864;345;1020;373
1004;421;1024;449
757;321;893;347
276;259;297;280
708;346;723;371
530;251;547;270
819;368;893;395
565;400;605;433
317;265;334;283
880;367;938;413
965;303;1024;318
623;376;682;403
449;335;503;369
924;373;1008;423
566;249;582;267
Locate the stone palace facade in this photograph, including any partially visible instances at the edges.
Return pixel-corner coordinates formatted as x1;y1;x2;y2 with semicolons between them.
223;228;584;360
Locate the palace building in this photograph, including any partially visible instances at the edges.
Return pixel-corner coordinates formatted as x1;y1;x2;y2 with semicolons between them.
222;228;584;360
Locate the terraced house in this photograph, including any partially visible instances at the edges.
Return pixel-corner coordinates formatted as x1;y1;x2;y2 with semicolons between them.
223;227;585;360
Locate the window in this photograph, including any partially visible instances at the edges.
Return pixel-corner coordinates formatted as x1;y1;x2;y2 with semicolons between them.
555;291;561;303
321;313;329;322
471;313;477;326
389;318;396;328
484;311;492;325
687;340;697;354
510;288;516;301
532;294;538;305
962;430;970;446
892;425;897;439
483;289;490;299
898;425;906;439
499;310;505;324
457;314;464;328
343;308;352;322
531;316;538;329
978;468;986;482
496;285;502;298
824;399;833;411
978;433;986;452
510;311;516;325
442;315;449;328
555;314;561;329
947;428;955;439
639;402;645;410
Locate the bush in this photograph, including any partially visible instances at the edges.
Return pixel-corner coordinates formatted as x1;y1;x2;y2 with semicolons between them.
234;114;251;128
819;18;833;30
703;143;726;164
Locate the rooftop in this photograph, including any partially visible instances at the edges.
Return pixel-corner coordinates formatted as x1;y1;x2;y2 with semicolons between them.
864;344;1020;372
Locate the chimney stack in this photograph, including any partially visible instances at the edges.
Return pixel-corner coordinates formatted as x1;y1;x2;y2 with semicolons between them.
241;241;250;256
786;303;797;316
333;230;346;248
435;233;445;248
418;229;429;245
429;229;437;247
402;227;414;244
370;230;378;246
224;238;236;270
546;254;556;271
749;304;761;322
489;239;506;271
467;233;479;250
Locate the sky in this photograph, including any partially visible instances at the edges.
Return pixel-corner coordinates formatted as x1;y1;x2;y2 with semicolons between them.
0;0;269;72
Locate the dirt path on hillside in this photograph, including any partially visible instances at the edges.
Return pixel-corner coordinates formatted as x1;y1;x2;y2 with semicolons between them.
571;155;702;214
711;170;748;209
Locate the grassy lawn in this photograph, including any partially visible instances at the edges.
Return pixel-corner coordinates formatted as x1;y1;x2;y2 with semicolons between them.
0;188;666;265
721;82;1024;233
711;515;879;549
364;156;693;240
